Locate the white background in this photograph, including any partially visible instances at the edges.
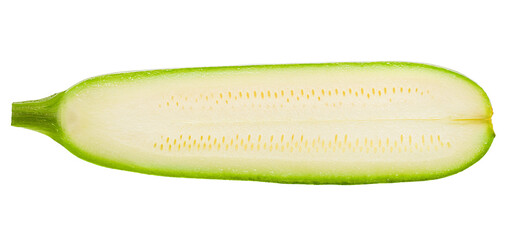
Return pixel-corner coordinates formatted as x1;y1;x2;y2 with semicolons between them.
1;1;508;239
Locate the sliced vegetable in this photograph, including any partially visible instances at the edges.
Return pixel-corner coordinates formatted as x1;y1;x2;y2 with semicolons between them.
11;62;494;184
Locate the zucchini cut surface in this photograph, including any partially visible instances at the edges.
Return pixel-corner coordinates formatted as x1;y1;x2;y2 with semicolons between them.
12;62;494;184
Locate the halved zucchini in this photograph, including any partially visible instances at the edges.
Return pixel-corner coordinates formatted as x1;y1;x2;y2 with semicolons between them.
12;62;494;184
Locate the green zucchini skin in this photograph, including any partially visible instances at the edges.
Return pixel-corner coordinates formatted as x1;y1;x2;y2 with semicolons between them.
11;62;494;184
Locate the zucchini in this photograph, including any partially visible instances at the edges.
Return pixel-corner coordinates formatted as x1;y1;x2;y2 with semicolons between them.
11;62;494;184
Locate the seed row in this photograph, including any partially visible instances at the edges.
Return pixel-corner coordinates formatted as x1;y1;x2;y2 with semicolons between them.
153;134;450;153
157;87;430;108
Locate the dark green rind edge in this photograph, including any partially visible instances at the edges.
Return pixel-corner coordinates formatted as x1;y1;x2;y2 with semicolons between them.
12;62;495;184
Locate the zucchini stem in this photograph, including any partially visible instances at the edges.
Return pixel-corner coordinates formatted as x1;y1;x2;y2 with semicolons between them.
11;92;64;139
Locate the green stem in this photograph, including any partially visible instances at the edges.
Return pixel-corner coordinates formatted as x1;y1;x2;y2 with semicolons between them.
11;92;64;139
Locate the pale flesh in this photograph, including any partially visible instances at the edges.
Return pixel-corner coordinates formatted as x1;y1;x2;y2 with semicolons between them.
59;64;493;183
